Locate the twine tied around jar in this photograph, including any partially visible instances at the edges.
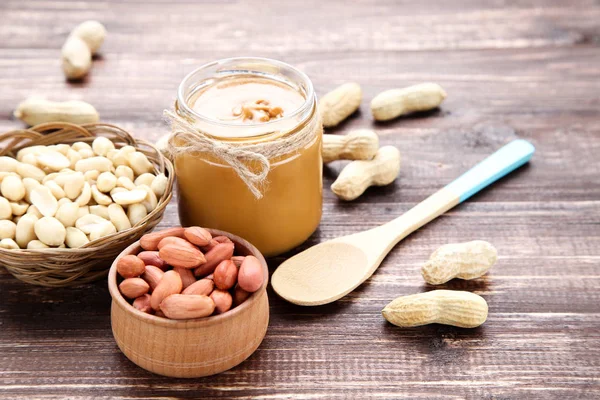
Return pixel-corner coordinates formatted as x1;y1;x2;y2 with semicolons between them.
164;110;321;199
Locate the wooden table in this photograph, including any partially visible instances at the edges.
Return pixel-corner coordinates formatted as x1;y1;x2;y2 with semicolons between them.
1;1;599;398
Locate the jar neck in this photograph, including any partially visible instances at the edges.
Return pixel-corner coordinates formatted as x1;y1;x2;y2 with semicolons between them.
176;57;316;143
175;95;317;144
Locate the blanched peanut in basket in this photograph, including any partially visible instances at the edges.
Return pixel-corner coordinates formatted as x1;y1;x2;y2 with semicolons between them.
65;227;89;248
34;216;66;246
0;220;16;240
15;214;37;248
108;204;131;232
56;202;79;227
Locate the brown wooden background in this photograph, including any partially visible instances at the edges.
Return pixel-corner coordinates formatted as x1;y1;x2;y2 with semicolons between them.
1;0;599;399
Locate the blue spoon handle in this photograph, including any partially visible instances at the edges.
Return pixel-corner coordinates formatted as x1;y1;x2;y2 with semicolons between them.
444;139;535;202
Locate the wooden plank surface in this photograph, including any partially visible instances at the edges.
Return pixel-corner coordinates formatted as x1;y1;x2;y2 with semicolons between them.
0;0;599;398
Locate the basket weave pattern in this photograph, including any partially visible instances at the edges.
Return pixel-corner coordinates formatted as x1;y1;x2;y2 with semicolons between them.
0;122;174;287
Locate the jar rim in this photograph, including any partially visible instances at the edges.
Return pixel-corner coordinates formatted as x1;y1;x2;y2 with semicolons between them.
176;57;315;133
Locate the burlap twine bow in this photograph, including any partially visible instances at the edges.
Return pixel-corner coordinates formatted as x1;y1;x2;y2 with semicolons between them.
164;110;321;199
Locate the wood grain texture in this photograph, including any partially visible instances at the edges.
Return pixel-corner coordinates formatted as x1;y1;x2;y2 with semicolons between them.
1;0;599;398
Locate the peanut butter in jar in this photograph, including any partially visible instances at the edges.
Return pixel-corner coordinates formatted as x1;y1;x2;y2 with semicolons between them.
173;58;322;257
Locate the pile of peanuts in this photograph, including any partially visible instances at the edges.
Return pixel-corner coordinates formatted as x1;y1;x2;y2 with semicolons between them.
0;137;167;249
317;82;447;201
116;226;264;320
382;240;497;328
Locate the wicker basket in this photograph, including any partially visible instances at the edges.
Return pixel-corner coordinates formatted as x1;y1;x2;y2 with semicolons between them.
0;122;174;287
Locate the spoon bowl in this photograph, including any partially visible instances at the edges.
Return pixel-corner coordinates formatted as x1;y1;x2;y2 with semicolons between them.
272;241;369;305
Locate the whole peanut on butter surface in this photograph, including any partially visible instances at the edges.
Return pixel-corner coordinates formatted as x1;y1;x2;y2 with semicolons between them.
331;145;401;201
322;129;379;163
422;240;498;285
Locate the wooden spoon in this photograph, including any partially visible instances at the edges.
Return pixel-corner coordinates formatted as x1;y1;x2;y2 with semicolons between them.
272;139;535;306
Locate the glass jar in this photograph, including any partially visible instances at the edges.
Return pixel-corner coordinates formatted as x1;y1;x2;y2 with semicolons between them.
173;57;322;257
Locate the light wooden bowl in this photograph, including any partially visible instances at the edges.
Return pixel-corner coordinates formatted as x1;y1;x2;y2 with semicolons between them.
108;229;269;378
